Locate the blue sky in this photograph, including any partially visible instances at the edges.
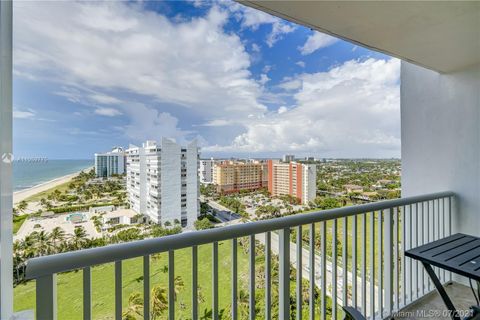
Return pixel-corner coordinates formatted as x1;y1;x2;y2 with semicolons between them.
13;1;400;160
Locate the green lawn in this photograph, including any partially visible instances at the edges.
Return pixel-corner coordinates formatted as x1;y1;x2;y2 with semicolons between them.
13;215;28;234
14;239;334;319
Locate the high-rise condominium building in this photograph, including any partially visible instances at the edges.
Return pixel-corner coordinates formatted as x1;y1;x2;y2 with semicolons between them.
282;154;295;162
267;160;317;204
199;158;215;184
126;139;199;227
94;147;125;178
213;161;268;194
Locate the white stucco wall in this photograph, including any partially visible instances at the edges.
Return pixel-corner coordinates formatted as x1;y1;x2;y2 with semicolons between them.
161;138;181;224
401;61;480;235
186;140;199;227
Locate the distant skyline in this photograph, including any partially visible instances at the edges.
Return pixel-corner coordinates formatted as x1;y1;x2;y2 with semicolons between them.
13;1;400;160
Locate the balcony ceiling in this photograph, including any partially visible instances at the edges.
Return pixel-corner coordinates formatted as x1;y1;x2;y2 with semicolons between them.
239;1;480;73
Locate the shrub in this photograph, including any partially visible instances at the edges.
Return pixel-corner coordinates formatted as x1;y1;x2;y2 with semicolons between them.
194;218;214;230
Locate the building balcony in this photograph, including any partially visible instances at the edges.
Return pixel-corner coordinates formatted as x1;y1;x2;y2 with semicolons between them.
25;192;458;319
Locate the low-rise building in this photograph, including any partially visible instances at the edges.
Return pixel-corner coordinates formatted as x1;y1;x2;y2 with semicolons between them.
267;160;316;204
94;147;125;178
343;184;364;193
213;160;268;193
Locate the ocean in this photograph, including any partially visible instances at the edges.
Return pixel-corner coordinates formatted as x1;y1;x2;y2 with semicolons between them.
13;159;93;191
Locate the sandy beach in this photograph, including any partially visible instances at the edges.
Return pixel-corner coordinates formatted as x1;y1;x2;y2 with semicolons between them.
13;167;93;204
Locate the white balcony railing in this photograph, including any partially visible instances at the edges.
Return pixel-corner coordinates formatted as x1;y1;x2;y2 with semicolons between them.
26;191;454;319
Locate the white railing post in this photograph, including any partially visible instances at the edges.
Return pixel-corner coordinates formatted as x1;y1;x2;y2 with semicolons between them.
37;274;57;320
0;1;13;319
384;208;394;316
279;227;290;319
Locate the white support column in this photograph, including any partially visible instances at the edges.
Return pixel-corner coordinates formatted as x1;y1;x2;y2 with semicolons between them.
0;1;13;319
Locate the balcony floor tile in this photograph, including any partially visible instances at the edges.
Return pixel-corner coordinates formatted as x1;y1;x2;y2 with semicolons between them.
397;282;477;319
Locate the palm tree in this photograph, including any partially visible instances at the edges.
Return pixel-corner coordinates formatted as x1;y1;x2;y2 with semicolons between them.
173;276;184;301
123;292;143;319
150;285;168;319
71;226;88;250
40;198;48;210
35;230;51;255
199;309;213;320
238;289;249;318
50;227;65;252
17;200;28;213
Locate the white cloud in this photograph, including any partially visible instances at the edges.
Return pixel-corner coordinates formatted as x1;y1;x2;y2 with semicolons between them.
277;106;288;114
296;61;305;68
90;94;122;105
205;58;401;157
251;43;260;52
259;73;270;85
299;31;338;55
13;109;35;119
200;119;234;127
94;107;122;117
228;3;296;47
278;78;302;91
266;22;295;47
14;1;266;142
123;103;190;144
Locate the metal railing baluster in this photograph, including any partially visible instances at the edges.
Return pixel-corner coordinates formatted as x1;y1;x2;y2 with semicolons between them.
343;217;348;309
232;239;238;320
279;227;290;319
115;261;122;320
321;221;327;320
143;255;150;320
83;267;91;320
332;219;337;320
265;233;271;320
213;242;219;320
370;211;375;319
296;225;302;320
37;274;57;320
385;208;393;316
249;235;255;320
309;224;315;320
353;215;357;309
378;210;383;318
362;213;367;316
168;250;175;320
421;202;425;296
191;247;197;320
395;207;399;311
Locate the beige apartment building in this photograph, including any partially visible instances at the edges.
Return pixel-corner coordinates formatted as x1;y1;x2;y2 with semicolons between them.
267;160;317;204
212;161;268;193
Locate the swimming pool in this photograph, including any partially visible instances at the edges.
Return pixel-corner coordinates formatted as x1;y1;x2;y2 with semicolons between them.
65;212;87;223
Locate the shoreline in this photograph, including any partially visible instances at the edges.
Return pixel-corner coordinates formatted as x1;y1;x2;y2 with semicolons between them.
13;166;93;204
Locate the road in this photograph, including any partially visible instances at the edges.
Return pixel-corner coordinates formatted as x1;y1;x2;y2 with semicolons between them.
201;197;242;223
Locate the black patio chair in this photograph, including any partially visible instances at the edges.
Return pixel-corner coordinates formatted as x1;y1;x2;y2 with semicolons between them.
342;306;366;320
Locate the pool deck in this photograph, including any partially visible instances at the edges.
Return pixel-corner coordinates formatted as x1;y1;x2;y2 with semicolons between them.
14;208;138;240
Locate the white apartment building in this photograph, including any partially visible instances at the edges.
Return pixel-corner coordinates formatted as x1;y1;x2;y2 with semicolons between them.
126;139;199;227
94;147;125;178
199;158;214;184
267;160;317;204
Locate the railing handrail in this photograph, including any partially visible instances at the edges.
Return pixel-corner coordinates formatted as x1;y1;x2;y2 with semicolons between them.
26;191;454;279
